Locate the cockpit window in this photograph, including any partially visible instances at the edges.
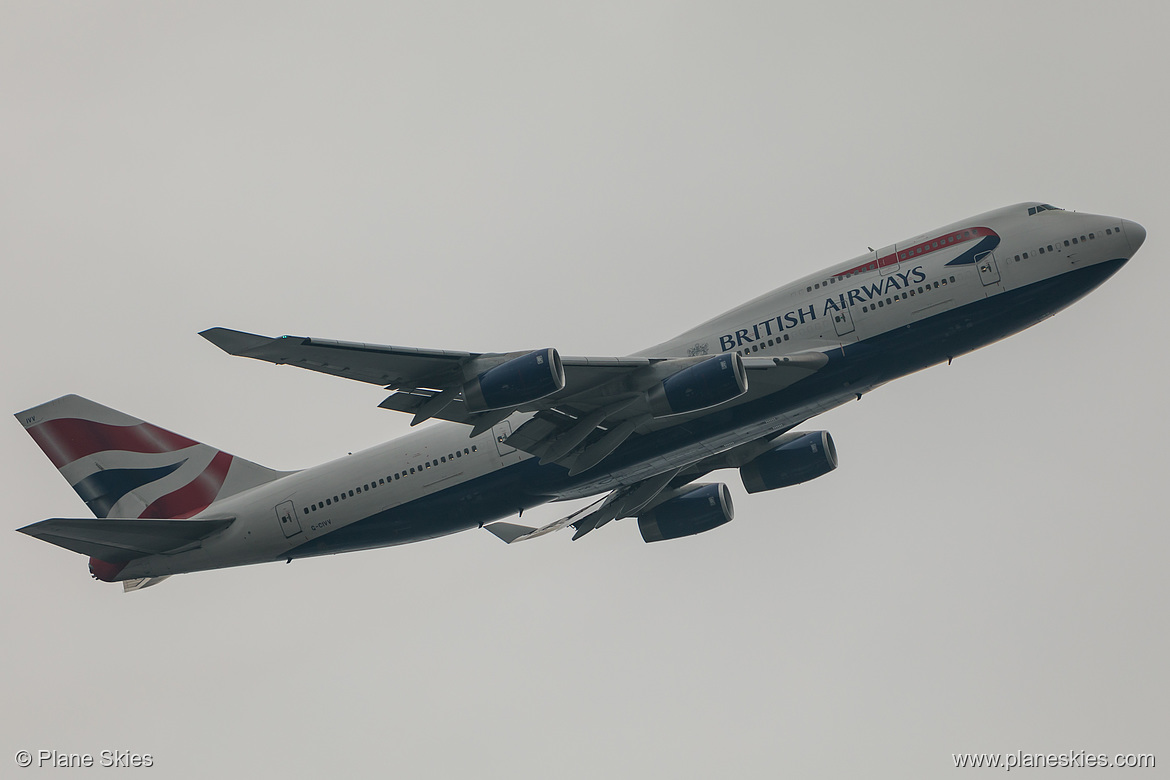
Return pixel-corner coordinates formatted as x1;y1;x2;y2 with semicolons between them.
1028;203;1063;216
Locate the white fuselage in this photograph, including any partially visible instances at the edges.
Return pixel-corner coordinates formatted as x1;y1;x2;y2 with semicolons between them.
118;204;1143;579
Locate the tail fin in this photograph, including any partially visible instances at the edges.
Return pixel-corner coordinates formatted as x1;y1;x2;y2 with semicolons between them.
16;395;290;520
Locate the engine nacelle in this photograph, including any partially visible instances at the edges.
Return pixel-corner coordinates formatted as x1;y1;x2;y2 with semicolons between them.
638;483;735;543
463;348;565;412
739;431;837;494
647;353;747;417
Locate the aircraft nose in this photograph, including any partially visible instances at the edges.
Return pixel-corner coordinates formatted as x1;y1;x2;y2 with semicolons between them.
1122;219;1146;254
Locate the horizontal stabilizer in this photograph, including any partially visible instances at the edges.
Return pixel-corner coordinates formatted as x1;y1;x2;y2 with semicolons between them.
18;516;234;563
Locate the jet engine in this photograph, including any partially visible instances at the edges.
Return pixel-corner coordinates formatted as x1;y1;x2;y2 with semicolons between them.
647;353;748;417
638;483;735;543
463;348;565;412
739;431;837;494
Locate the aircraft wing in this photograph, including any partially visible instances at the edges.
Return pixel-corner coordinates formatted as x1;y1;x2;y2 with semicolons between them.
199;327;482;388
201;327;826;473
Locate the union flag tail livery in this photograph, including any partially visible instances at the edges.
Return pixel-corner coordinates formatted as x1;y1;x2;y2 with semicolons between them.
14;204;1146;590
16;395;288;587
17;395;285;519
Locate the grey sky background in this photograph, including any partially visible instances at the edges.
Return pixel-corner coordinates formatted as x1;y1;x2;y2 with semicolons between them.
2;2;1167;777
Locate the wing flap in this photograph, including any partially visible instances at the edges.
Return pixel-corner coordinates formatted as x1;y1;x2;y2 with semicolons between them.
18;517;234;563
484;469;681;543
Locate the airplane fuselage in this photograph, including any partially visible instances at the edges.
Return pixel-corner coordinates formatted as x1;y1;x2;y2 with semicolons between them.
66;204;1149;580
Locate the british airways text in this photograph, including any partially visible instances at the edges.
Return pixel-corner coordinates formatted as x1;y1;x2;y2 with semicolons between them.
719;266;928;351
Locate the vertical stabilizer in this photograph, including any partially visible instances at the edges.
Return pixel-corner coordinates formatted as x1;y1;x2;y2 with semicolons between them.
16;395;291;520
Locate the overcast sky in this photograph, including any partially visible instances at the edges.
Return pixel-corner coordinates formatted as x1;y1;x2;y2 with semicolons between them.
2;2;1167;777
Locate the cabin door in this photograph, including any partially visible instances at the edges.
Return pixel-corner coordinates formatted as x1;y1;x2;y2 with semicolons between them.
831;300;856;336
976;250;1001;285
275;500;302;538
493;420;516;455
876;244;899;276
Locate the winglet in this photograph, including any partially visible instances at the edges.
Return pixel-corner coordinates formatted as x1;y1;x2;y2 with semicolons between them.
484;522;537;544
199;327;280;356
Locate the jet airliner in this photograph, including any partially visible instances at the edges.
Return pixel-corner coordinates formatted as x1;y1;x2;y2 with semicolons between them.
16;203;1146;590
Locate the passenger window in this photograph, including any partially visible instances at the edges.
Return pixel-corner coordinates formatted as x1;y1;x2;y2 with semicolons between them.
326;498;332;506
1089;233;1095;239
1047;245;1054;251
1022;252;1028;259
1064;240;1070;246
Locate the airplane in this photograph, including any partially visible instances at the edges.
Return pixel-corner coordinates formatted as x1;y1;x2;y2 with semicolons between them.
15;203;1146;590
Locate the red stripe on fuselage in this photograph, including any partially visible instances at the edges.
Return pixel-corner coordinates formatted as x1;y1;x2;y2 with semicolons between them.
140;451;233;519
27;418;198;469
833;227;998;279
